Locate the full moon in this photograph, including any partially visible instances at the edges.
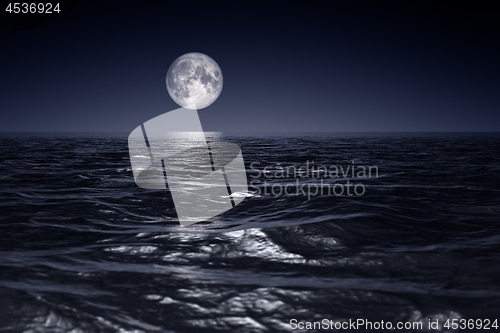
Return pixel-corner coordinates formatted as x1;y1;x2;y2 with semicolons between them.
166;52;223;110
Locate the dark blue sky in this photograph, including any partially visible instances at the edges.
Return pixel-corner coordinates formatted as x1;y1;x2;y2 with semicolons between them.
1;0;499;132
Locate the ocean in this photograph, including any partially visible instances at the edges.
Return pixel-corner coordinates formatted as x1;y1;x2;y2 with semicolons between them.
1;133;499;332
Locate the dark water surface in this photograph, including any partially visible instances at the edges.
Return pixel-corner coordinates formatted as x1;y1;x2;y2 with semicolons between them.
1;133;500;332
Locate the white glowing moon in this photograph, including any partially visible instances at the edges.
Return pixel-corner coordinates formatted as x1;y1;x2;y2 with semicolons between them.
166;52;223;110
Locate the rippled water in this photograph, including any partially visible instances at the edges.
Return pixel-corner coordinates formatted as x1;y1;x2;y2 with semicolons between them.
1;133;500;332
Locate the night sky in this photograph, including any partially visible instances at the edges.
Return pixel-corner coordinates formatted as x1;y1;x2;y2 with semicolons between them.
1;0;499;133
